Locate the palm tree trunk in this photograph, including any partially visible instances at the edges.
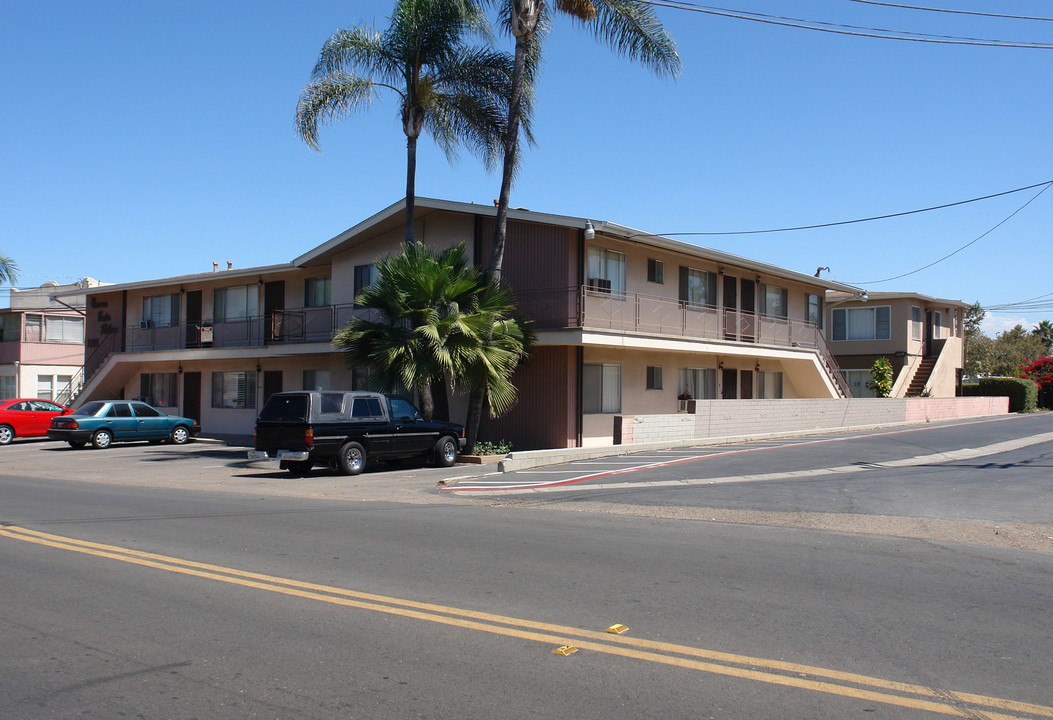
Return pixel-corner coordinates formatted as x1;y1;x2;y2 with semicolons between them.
405;134;417;244
417;379;435;421
464;385;486;454
489;21;534;281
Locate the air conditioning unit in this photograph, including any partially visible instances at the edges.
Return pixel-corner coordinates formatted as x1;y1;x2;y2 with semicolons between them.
139;320;152;329
587;277;612;293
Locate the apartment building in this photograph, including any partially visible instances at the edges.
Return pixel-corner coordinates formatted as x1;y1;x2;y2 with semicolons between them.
67;198;864;449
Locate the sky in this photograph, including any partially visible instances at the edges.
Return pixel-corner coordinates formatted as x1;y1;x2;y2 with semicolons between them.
3;0;1052;336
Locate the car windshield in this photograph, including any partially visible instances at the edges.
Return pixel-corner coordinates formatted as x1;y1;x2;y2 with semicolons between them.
71;401;108;417
258;395;308;422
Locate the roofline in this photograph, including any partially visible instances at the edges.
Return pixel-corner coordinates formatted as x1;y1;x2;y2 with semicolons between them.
51;263;297;297
297;197;864;293
827;290;969;307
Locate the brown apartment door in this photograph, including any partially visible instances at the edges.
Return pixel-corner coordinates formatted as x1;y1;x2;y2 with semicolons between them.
185;290;202;347
265;281;285;343
721;368;738;399
723;275;738;340
740;280;756;342
739;369;753;399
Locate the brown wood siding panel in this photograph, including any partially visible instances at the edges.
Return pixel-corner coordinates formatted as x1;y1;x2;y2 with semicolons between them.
478;345;576;450
475;217;578;293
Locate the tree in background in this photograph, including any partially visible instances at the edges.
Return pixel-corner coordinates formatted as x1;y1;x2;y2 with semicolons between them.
1018;355;1053;408
0;254;17;286
1032;320;1053;353
296;0;517;243
962;301;986;378
969;325;1047;378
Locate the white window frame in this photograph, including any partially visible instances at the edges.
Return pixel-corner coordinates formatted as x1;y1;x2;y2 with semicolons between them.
645;366;663;390
759;284;788;319
586;247;626;295
211;371;257;409
831;306;891;341
647;258;664;284
583;363;622;414
757;371;784;399
303;369;331;391
933;311;942;339
142;293;179;328
214;285;259;323
911;306;922;341
305;276;332;308
678;367;717;400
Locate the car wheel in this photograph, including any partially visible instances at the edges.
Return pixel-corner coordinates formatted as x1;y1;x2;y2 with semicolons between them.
435;436;458;468
67;440;86;449
0;425;13;445
91;429;113;449
336;441;366;476
169;426;189;445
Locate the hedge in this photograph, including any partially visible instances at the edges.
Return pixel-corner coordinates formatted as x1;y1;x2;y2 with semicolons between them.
961;377;1038;413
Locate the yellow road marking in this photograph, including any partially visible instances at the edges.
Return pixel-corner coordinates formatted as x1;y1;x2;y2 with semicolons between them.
3;525;1050;719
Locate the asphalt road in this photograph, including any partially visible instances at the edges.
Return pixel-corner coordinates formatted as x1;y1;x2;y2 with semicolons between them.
1;415;1051;719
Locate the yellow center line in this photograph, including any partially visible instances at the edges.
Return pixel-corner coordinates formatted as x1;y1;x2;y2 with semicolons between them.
3;525;1048;719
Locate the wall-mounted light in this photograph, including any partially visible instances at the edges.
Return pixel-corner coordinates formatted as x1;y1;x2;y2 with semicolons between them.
755;362;760;373
584;221;596;241
718;361;724;370
755;274;762;284
177;364;183;374
255;362;262;374
718;267;724;276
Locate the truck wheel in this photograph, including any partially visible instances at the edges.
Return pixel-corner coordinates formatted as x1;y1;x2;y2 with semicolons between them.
337;441;366;476
435;436;458;468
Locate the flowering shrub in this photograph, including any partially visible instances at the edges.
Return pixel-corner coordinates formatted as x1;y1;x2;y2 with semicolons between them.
1018;355;1053;389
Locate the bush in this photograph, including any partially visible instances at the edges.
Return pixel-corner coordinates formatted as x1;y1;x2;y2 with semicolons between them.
964;377;1038;413
472;439;513;456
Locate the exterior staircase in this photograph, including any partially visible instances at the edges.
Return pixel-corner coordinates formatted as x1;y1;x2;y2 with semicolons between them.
906;356;938;396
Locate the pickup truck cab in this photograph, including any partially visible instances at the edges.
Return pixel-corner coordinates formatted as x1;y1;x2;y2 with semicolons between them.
249;390;466;476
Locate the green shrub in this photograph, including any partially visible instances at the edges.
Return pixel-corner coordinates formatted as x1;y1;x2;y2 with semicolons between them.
966;377;1038;413
473;439;513;456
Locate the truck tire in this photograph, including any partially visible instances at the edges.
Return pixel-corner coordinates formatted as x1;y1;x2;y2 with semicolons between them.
337;441;366;476
435;436;458;468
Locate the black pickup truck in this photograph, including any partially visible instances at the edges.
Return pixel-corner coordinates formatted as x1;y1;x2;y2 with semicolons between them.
248;391;466;476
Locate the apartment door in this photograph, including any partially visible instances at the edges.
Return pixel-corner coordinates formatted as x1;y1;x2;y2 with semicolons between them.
182;372;201;422
739;369;753;399
185;290;202;348
265;281;285;343
924;310;935;357
723;275;738;340
740;280;756;342
721;368;738;399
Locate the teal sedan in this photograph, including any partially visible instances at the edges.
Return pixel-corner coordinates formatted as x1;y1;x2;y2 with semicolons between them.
48;400;201;449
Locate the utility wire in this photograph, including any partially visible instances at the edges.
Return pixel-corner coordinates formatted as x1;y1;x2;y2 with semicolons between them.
847;1;1053;23
851;181;1053;284
640;0;1053;48
637;179;1053;238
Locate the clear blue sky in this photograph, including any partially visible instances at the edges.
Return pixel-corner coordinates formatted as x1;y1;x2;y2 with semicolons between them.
3;0;1051;335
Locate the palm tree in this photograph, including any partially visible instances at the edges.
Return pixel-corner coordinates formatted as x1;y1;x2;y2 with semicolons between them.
0;254;17;286
1033;320;1053;352
295;0;519;244
481;0;681;280
334;242;531;422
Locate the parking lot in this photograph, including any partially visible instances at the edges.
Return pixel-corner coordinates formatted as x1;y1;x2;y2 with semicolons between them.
0;437;496;503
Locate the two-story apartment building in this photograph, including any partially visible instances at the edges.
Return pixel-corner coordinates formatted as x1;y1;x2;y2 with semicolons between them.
1;279;101;403
68;198;864;449
826;291;968;398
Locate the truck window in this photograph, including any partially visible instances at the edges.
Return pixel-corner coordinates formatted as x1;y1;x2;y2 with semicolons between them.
388;397;419;421
351;397;384;419
319;393;345;415
259;395;308;422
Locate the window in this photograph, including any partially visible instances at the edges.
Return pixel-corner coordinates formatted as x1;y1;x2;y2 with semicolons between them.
0;315;18;342
351;397;384;420
106;403;133;418
45;316;84;343
354;264;378;301
140;373;178;407
678;368;717;400
757;371;784;399
933;311;942;339
583;363;622;413
211;371;257;409
37;375;53;401
647;259;664;284
131;402;163;417
351;366;373;391
142;293;179;328
679;267;717;308
646;366;663;390
0;375;15;400
806;294;823;328
305;276;331;308
911;306;922;341
586;247;626;295
389;396;420;421
55;375;73;405
831;306;891;341
318;392;345;415
214;285;259;322
760;284;788;319
303;369;331;391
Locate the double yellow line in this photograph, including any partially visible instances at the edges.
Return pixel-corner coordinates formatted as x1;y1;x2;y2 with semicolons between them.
3;524;1049;719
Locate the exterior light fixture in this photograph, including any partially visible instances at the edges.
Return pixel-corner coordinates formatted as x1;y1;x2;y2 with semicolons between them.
584;221;596;241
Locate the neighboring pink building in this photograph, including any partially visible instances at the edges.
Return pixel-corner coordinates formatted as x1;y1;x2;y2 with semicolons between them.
0;279;102;403
826;291;968;398
65;199;870;449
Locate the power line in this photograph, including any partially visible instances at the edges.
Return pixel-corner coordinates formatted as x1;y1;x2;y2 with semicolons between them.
639;0;1053;48
638;179;1053;238
847;1;1053;23
851;181;1053;284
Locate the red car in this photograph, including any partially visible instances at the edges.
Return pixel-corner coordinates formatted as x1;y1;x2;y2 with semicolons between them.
0;398;72;445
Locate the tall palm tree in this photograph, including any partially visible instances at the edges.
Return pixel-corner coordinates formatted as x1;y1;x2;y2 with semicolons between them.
296;0;519;244
481;0;681;280
0;254;17;286
334;242;531;422
1033;319;1053;352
